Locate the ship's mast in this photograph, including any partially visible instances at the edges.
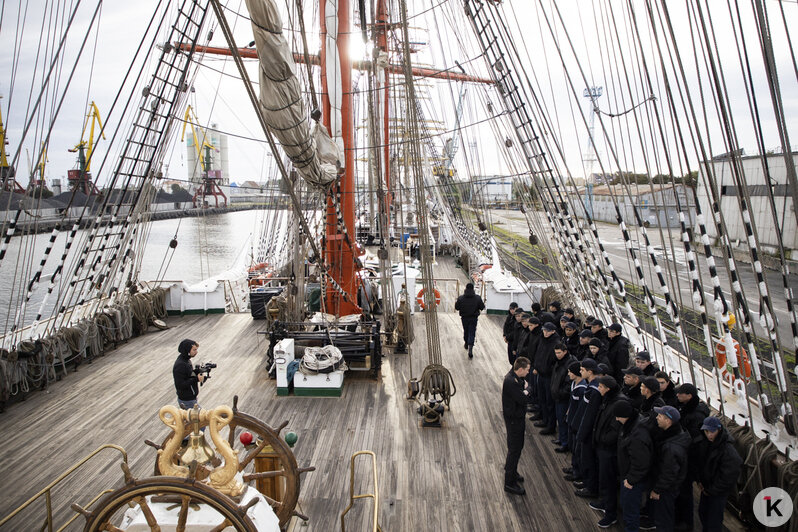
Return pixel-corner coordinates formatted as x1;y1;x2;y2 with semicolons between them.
320;0;361;316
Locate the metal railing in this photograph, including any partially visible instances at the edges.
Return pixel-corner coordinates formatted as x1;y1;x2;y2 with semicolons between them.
0;444;128;532
340;450;382;532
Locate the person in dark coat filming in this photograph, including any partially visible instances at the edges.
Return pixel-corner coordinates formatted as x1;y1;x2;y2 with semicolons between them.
503;356;532;495
695;417;742;532
455;282;485;359
173;338;204;409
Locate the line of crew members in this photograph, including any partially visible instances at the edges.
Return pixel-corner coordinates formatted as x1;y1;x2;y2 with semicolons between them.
502;302;742;532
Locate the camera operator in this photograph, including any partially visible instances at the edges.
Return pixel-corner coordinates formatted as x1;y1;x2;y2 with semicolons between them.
173;338;204;409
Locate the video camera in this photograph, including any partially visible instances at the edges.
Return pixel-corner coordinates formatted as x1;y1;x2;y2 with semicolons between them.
193;362;217;385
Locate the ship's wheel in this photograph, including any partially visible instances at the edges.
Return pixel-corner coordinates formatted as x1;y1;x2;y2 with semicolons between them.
76;396;312;531
73;475;258;531
148;395;312;528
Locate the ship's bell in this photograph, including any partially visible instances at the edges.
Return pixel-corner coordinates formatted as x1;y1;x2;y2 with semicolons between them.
179;406;215;468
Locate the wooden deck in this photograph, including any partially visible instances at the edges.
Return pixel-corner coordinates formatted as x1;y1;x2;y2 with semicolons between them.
0;281;745;530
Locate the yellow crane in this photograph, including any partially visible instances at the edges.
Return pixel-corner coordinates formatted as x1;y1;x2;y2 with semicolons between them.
181;105;214;173
0;94;24;193
69;101;105;173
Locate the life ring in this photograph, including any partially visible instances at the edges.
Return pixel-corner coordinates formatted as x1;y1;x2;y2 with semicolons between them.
417;288;441;310
715;338;752;383
248;262;268;273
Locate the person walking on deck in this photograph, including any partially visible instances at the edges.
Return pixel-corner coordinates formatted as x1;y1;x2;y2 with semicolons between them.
503;356;531;495
455;282;485;359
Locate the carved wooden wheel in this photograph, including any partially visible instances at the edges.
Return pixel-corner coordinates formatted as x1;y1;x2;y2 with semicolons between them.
148;396;313;528
74;476;257;531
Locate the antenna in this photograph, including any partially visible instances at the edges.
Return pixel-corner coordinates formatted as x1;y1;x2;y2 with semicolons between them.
582;86;603;218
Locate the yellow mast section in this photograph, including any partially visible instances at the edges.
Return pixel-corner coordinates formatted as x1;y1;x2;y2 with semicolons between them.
180;105;214;171
70;101;106;172
38;141;48;179
0;96;9;170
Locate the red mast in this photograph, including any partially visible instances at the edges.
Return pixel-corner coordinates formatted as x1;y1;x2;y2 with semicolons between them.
320;0;361;316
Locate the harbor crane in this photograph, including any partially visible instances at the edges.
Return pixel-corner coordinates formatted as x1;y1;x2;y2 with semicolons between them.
68;101;105;195
181;105;226;208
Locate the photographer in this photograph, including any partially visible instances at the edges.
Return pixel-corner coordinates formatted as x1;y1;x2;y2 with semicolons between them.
173;339;204;409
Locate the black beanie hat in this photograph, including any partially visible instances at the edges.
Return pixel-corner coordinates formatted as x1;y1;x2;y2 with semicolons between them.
589;338;603;348
568;361;582;376
178;338;196;356
641;377;660;393
614;401;634;418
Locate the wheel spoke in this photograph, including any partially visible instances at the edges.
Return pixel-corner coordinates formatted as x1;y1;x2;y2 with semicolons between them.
209;518;233;532
226;422;238;448
134;495;161;531
176;494;190;532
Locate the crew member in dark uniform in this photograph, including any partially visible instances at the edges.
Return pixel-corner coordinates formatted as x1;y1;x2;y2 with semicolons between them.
503;302;519;364
502;357;531;495
695;417;742;532
454;282;485;359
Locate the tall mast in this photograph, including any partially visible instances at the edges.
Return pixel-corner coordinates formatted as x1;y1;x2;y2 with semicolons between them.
376;0;391;214
320;0;360;316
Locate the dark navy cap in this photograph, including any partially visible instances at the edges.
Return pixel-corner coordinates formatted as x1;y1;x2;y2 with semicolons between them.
700;416;722;431
654;405;681;423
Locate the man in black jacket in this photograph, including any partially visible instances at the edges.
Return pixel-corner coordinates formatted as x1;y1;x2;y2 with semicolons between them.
575;358;602;498
513;315;531;367
563;321;580;353
502;302;519;365
550;343;577;452
532;322;560;434
675;382;710;530
643;406;691;531
639;377;665;422
576;329;594;361
656;371;678;407
615;401;653;532
565;361;587;482
562;307;580;330
591;319;609;346
454;282;485;359
621;367;644;410
502;357;531;495
589;376;627;527
607;323;630;382
635;350;659;376
173;338;204;409
696;417;742;532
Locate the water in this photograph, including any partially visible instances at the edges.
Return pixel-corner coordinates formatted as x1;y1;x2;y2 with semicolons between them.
0;210;273;332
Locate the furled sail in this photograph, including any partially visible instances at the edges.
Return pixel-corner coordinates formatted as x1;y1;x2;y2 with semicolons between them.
245;0;339;188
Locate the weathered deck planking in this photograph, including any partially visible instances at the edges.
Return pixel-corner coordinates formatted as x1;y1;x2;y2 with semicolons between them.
0;306;745;530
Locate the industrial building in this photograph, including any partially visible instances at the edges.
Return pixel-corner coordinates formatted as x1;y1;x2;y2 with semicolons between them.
695;151;798;258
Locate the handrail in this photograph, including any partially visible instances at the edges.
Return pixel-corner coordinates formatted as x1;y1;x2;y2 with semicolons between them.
340;450;382;532
0;444;128;531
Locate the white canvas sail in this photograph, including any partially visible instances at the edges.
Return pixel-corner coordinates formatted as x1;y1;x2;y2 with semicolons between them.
245;0;340;188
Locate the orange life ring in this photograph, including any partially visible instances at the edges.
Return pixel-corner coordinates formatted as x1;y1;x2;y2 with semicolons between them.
248;262;268;273
417;288;441;310
715;338;752;383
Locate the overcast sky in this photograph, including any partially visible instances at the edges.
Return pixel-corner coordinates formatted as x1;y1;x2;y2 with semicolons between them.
1;0;796;190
